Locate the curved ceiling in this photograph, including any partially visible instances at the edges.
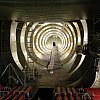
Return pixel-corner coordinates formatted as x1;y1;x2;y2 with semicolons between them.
0;0;99;22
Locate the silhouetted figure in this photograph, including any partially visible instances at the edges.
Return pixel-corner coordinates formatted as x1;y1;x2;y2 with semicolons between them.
53;42;56;46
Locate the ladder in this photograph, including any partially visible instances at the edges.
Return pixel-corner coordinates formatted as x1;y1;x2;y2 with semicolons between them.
26;31;35;80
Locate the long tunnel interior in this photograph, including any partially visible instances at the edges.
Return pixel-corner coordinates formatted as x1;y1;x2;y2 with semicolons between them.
0;20;97;88
0;0;100;100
